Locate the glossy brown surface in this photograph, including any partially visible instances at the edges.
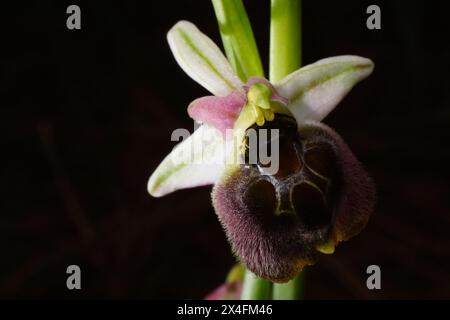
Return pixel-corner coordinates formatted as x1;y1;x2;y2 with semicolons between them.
243;115;339;229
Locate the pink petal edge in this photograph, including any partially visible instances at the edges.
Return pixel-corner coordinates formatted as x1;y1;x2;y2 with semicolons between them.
188;90;246;136
205;281;243;300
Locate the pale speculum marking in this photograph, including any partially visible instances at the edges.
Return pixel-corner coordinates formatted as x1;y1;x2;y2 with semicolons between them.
242;115;341;231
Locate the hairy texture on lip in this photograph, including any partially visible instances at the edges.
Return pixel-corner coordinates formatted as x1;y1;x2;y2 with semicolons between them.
298;121;376;243
213;166;318;283
212;117;375;282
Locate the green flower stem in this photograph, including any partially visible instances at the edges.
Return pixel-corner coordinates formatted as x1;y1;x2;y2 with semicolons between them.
241;270;272;300
212;0;271;301
272;271;304;300
214;0;303;300
269;0;302;82
211;0;264;81
270;0;304;300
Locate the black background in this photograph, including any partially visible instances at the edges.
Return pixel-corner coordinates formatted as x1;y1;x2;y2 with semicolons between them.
1;0;449;299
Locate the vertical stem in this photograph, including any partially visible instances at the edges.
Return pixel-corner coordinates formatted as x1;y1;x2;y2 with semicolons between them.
269;0;302;82
212;0;264;81
213;0;303;300
272;271;304;300
212;0;271;300
270;0;304;300
241;270;272;300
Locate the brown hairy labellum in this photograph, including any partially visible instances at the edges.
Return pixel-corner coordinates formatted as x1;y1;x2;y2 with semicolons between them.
212;115;375;283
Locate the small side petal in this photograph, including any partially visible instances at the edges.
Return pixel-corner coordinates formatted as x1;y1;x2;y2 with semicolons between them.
187;90;246;135
167;21;243;96
275;56;374;123
148;125;227;197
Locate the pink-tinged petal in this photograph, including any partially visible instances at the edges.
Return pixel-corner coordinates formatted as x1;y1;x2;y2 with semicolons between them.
205;281;243;300
188;90;246;135
246;77;289;105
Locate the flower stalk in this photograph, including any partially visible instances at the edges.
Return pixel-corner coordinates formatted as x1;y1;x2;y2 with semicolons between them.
212;0;273;300
212;0;305;300
241;270;272;300
272;270;304;300
270;0;304;300
269;0;302;83
211;0;264;81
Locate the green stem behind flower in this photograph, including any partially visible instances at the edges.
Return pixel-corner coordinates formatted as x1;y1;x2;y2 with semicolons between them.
211;0;264;81
212;0;271;300
269;0;302;82
272;271;304;300
270;0;304;300
241;270;272;300
213;0;303;300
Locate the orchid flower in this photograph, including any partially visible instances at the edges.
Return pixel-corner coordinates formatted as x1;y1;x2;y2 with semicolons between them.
147;20;375;283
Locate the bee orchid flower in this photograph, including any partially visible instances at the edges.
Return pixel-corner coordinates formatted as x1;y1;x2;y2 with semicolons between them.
148;21;375;283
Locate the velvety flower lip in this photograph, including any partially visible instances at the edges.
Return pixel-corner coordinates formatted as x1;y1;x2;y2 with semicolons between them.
212;117;375;282
147;19;375;283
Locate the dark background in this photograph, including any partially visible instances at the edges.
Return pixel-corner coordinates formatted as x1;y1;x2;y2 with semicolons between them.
1;0;449;299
